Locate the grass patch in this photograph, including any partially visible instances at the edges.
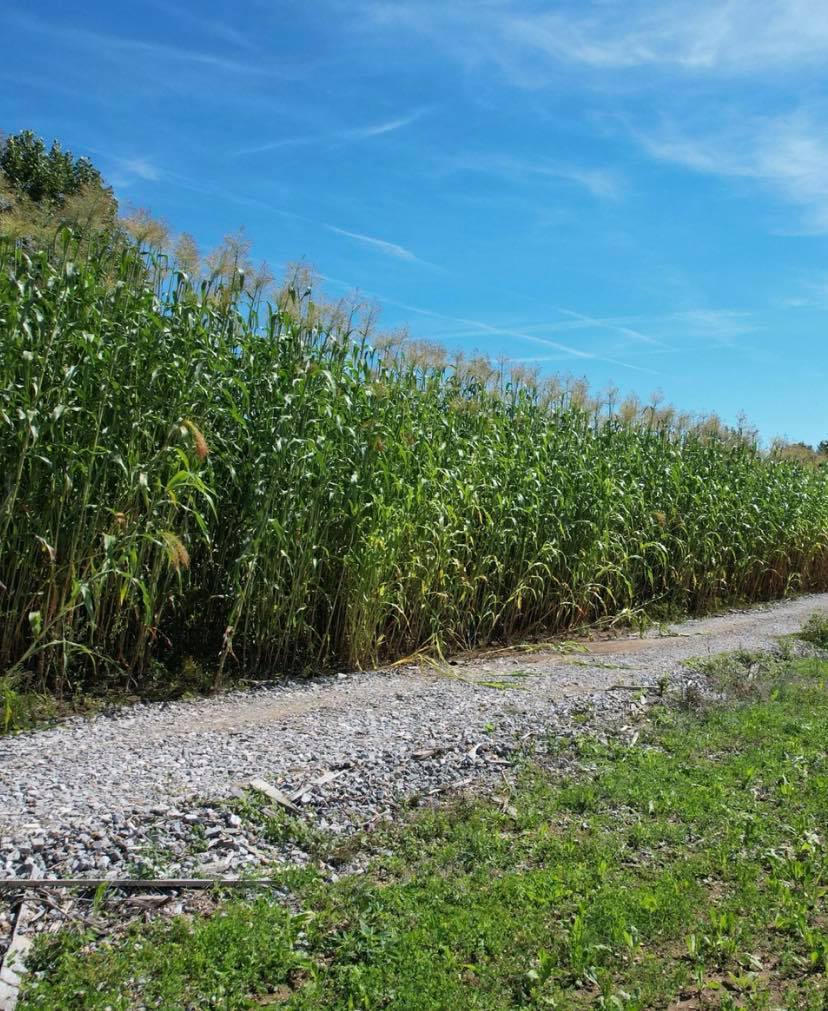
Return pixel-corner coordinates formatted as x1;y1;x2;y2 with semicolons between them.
799;612;828;650
684;649;785;702
19;655;828;1010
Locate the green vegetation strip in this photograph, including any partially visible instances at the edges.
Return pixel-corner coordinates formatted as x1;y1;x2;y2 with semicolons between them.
19;652;828;1009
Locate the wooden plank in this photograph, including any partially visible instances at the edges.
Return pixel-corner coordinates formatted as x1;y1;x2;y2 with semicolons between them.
0;930;32;1011
0;870;35;1011
0;878;277;893
289;769;344;802
248;778;301;813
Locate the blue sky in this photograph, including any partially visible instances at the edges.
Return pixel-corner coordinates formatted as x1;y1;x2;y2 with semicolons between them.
2;1;827;444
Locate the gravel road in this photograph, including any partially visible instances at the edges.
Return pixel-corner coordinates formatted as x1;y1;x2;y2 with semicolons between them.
2;593;827;889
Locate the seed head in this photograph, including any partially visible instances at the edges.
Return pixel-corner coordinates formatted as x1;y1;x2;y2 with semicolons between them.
160;530;190;572
183;419;209;461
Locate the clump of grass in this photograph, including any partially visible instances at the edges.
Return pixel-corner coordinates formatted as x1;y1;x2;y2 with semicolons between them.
2;231;828;698
0;674;60;732
686;649;781;702
229;790;329;857
799;611;828;649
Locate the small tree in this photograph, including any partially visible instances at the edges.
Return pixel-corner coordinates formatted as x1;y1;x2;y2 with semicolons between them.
0;130;104;205
0;129;117;243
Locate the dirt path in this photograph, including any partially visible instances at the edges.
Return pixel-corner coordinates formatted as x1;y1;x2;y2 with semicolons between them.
1;593;827;882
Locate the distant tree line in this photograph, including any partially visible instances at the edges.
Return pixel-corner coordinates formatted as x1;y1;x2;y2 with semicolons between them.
771;439;828;466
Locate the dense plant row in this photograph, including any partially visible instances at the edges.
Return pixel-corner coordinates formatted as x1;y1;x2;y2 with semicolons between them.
2;234;827;695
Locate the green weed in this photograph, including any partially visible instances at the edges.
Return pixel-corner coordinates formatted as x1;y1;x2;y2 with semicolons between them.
799;611;828;649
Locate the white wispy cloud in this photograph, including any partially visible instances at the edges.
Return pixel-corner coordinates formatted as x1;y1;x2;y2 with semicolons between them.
323;272;666;373
383;302;756;365
497;1;828;75
353;0;828;82
669;309;755;340
324;272;764;373
118;157;162;182
522;310;755;355
451;318;661;373
346;2;828;232
554;307;664;347
80;146;166;190
342;291;661;372
509;309;753;342
11;13;280;77
444;154;622;200
164;177;435;270
145;0;260;52
634;109;828;232
780;274;828;309
236;108;428;157
346;111;427;140
325;225;418;262
170;175;306;219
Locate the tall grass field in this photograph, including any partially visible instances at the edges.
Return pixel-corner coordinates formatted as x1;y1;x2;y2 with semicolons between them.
2;232;828;696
